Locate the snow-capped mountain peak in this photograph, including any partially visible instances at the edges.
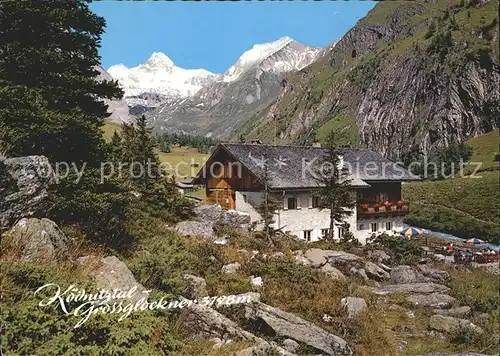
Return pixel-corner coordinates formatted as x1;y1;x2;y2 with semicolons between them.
222;37;320;82
222;36;295;82
107;52;218;98
142;51;175;70
106;36;323;114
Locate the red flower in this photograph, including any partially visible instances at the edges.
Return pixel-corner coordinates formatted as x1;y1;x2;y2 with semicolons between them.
384;201;392;208
396;200;404;206
360;203;368;210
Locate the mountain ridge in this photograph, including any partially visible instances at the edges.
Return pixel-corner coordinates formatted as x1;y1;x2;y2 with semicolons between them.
238;0;499;158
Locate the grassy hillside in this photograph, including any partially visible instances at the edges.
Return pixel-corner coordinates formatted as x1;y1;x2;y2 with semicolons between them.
102;121;123;141
465;130;500;173
403;131;500;243
157;146;209;179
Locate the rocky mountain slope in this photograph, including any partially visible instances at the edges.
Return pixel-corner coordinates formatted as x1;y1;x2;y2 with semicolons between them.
239;0;499;158
109;37;321;137
108;52;219;114
146;37;321;137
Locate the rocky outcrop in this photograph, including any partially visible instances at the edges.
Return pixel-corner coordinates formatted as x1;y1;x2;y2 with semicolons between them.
391;265;424;284
433;306;472;318
183;292;295;355
341;297;367;319
244;301;351;355
5;217;68;261
364;261;390;281
367;249;391;264
175;221;215;239
91;256;148;303
182;274;208;299
194;205;251;229
373;282;450;295
406;293;456;309
147;38;321;139
390;264;450;285
320;263;346;280
295;248;388;281
239;1;499;158
222;262;242;274
0;156;54;229
429;315;483;335
174;204;251;240
418;264;451;284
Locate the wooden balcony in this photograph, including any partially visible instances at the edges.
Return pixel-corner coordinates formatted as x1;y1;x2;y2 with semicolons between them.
357;202;410;217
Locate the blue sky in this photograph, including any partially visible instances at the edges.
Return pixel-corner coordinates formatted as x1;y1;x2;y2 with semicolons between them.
91;1;376;73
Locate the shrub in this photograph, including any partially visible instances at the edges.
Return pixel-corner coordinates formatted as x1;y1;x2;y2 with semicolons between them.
0;261;182;355
373;234;423;265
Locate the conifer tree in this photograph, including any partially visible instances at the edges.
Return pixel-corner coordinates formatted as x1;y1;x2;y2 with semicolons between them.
257;159;281;245
0;0;122;165
314;132;356;240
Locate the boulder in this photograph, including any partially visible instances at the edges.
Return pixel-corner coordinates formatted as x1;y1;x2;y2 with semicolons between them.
182;274;208;299
183;294;293;355
235;342;295;356
193;205;250;229
390;265;424;284
341;297;367;318
293;250;312;267
373;283;450;295
0;156;54;229
433;306;471;317
5;217;68;261
92;256;147;303
429;315;483;334
250;276;263;288
364;261;390;281
222;262;241;274
418;265;450;284
350;267;369;281
320;264;346;280
174;220;214;239
406;293;456;309
327;251;365;274
282;339;299;353
303;248;330;267
367;249;391;264
245;301;351;355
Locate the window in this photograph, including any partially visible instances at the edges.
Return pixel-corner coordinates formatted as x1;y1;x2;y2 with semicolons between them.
371;223;378;233
385;222;392;231
337;227;345;239
287;197;297;210
242;194;248;203
359;224;365;230
312;196;321;208
303;230;312;242
321;228;330;239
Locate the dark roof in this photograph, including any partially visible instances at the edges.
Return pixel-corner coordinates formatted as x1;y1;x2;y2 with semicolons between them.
217;143;420;189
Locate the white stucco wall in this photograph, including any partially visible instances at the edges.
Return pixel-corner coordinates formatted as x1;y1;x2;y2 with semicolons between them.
354;216;405;244
235;190;358;243
235;191;264;224
234;189;404;245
